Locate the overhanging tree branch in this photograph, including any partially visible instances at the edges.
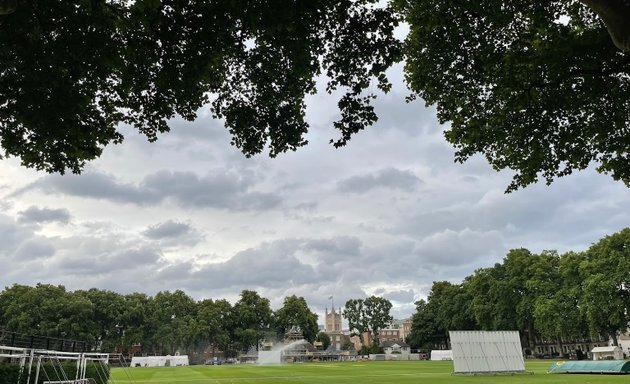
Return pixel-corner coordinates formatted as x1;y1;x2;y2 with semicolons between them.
579;0;630;51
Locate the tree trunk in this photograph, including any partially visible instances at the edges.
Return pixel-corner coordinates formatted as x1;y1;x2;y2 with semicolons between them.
358;331;365;348
527;323;535;354
372;330;379;347
580;0;630;51
611;331;619;346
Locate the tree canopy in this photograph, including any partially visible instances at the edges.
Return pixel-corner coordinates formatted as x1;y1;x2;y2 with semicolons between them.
580;228;630;346
343;296;393;345
0;0;400;173
273;295;319;343
406;299;443;350
1;0;628;192
315;331;331;350
396;0;630;191
231;290;273;351
197;298;232;356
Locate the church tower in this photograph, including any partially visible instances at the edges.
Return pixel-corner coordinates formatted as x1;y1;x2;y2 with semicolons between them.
325;306;342;332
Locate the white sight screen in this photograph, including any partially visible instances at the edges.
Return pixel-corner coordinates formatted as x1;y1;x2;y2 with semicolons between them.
449;330;525;373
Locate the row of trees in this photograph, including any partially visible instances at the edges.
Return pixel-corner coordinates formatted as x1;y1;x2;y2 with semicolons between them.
0;288;318;357
407;228;630;356
0;281;400;356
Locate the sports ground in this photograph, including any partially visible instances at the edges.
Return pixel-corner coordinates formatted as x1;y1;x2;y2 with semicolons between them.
110;360;630;383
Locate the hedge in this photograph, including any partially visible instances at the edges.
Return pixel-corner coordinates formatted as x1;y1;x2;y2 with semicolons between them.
0;364;21;384
0;361;109;384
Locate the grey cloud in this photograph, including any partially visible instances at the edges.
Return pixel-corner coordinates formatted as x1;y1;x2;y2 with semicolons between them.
165;113;229;143
157;262;195;281
106;116;230;164
190;241;321;290
372;92;440;138
117;247;162;265
0;208;500;321
46;235;163;275
0;215;29;255
18;206;71;224
374;288;386;295
24;172;153;205
295;237;432;287
0;230;169;296
15;170;281;211
284;202;333;225
337;167;423;194
0;215;58;283
413;228;504;266
0;229;501;320
6;263;164;299
143;220;193;239
348;240;426;281
141;170;281;210
0;214;53;262
303;237;362;258
141;220;204;248
234;191;283;212
389;169;630;259
293;202;318;211
460;175;480;184
155;237;379;295
14;240;56;260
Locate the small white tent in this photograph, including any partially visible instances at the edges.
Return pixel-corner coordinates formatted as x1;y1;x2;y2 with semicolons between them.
130;355;189;367
592;346;623;360
430;350;453;361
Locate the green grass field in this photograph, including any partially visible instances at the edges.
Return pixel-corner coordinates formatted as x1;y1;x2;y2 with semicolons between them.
109;360;630;384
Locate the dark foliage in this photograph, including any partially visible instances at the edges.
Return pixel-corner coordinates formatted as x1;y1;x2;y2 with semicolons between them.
396;0;630;191
0;0;401;173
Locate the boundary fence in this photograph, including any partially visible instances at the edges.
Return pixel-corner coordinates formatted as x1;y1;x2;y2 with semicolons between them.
0;329;94;354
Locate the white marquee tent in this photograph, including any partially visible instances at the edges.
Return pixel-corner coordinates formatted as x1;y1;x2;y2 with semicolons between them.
130;355;189;367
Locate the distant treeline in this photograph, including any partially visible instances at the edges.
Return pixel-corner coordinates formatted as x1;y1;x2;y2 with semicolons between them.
406;228;630;355
0;287;319;357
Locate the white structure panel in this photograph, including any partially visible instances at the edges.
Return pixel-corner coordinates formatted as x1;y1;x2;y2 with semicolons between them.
430;350;453;360
130;355;189;367
450;330;525;373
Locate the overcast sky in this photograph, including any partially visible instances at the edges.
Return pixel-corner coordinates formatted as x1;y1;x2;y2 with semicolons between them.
1;64;629;323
